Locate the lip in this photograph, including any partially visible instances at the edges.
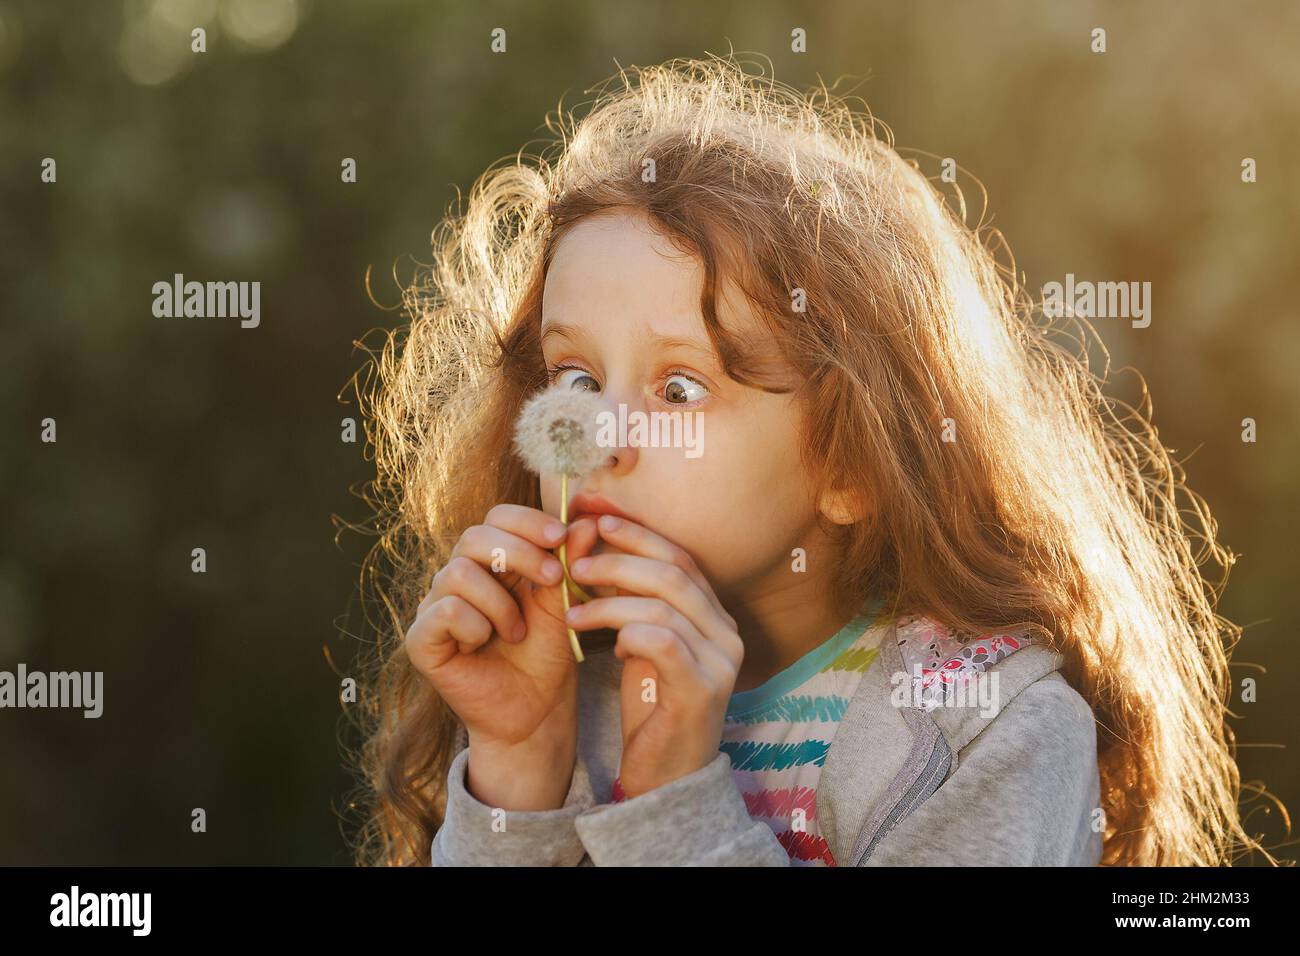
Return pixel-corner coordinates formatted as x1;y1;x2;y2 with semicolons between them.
567;492;635;524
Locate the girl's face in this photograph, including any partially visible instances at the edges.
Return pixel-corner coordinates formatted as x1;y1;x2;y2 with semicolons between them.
537;206;836;606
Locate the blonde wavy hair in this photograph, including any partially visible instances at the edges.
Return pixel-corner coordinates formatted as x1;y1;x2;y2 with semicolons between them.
338;53;1286;867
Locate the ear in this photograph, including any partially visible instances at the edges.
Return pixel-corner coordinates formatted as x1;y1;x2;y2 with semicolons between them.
818;486;870;525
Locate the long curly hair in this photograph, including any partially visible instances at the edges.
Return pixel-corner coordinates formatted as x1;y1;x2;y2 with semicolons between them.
338;53;1284;867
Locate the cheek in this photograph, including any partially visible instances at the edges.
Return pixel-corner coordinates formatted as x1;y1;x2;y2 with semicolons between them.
641;438;810;582
701;419;811;516
729;421;817;545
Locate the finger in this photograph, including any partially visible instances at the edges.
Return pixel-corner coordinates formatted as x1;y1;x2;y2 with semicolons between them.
569;552;730;661
563;514;624;603
454;523;564;590
527;515;601;618
589;517;741;668
613;623;713;700
405;594;492;675
562;515;600;566
591;516;735;628
567;595;724;675
483;503;570;550
432;555;526;644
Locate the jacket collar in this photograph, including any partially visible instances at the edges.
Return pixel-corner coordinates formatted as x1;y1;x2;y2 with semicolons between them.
817;614;1063;866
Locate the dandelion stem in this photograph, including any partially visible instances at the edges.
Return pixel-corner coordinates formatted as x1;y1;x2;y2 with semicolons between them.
559;472;585;663
557;473;594;605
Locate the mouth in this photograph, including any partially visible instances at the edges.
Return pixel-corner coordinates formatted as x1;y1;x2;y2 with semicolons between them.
567;491;636;524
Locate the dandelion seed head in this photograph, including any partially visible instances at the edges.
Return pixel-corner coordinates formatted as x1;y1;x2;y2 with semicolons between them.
513;387;606;479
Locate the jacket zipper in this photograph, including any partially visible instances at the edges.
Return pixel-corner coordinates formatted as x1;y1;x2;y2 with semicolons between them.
850;728;952;866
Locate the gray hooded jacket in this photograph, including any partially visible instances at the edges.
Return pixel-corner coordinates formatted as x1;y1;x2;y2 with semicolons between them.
431;613;1103;866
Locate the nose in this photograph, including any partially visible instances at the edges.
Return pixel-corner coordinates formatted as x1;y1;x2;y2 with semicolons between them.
600;444;636;475
592;390;639;476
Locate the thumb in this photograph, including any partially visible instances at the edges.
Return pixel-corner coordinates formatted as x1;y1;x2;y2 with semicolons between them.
526;515;599;620
562;515;600;565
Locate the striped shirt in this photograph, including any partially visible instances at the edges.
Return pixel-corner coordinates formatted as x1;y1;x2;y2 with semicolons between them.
717;598;886;866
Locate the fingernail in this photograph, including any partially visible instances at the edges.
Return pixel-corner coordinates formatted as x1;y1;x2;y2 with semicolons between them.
598;515;621;531
572;557;590;574
542;558;563;583
513;621;527;641
544;522;566;542
566;606;582;621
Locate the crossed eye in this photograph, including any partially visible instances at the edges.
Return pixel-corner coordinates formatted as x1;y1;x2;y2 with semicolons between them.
552;366;708;405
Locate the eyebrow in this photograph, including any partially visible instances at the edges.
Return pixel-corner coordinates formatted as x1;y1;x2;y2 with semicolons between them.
540;322;718;362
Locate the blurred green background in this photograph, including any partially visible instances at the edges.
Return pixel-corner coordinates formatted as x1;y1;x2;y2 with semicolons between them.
1;0;1295;864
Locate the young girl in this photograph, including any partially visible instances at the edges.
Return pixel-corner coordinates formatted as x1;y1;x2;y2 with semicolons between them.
344;55;1280;866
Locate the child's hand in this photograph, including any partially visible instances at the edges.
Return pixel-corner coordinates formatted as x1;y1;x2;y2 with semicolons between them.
565;515;744;800
404;505;601;777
